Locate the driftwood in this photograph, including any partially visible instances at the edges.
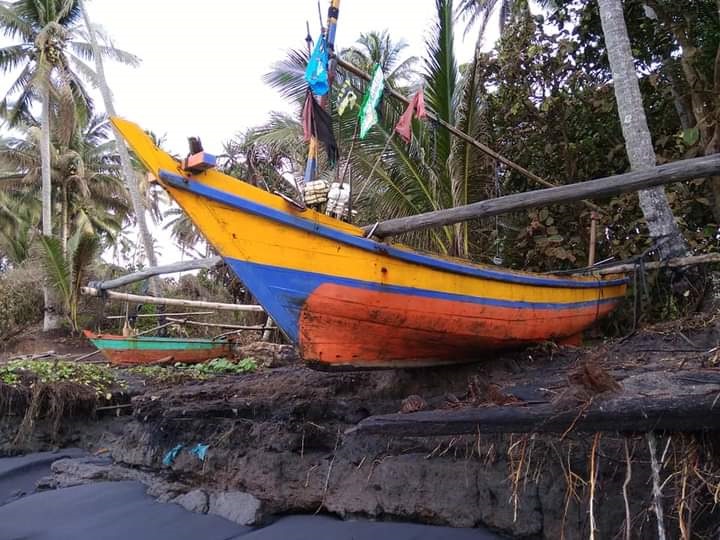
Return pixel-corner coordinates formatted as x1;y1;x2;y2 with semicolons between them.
89;256;222;291
352;392;720;436
360;153;720;238
81;287;264;313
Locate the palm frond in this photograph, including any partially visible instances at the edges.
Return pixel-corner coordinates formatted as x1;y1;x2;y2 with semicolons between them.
0;4;33;40
38;233;71;308
68;39;140;67
263;49;309;103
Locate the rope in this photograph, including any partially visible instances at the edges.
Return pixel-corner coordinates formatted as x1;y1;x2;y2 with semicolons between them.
356;131;394;201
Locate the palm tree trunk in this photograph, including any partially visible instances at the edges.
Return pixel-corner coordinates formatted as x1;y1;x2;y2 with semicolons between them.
41;85;61;331
62;181;68;256
598;0;688;260
80;2;159;294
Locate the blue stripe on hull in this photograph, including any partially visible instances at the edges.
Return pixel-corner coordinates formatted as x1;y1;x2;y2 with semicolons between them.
225;259;621;345
160;170;627;289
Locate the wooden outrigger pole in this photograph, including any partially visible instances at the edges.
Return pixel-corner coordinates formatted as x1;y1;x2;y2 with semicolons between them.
361;153;720;238
81;287;264;313
335;57;602;212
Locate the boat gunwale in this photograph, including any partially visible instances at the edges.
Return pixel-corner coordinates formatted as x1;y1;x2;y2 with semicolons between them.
83;331;227;346
158;169;628;291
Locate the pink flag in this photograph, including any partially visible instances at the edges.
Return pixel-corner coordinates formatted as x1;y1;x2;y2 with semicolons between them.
394;88;427;143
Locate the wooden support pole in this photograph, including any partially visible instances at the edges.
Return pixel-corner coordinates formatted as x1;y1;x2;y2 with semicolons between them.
89;256;222;291
81;287;264;313
351;392;720;436
588;211;599;267
360;154;720;238
336;57;601;213
592;252;720;275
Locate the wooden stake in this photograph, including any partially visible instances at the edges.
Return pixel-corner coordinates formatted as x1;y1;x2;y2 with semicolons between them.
588;211;599;267
81;287;264;313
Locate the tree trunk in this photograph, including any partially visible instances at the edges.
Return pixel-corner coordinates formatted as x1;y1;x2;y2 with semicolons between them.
598;0;688;260
41;85;62;331
80;2;159;294
61;181;68;256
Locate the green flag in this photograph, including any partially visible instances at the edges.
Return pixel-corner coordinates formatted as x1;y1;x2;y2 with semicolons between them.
358;64;385;139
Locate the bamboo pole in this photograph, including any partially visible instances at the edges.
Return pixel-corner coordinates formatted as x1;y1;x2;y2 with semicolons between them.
335;57;601;213
106;311;215;320
81;287;264;313
360;154;720;238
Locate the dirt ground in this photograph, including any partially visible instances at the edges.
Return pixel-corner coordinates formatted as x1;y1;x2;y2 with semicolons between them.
2;317;720;539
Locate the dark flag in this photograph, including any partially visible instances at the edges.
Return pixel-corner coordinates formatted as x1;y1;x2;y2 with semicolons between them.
302;89;339;166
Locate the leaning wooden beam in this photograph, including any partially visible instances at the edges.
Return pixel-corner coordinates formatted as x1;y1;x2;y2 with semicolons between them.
336;58;600;212
89;256;222;290
362;154;720;238
81;286;264;313
352;393;720;436
593;252;720;275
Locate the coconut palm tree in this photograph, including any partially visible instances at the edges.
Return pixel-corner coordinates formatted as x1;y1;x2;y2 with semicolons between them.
597;0;687;260
0;0;138;329
456;0;528;42
0;113;130;258
79;0;160;289
343;30;418;88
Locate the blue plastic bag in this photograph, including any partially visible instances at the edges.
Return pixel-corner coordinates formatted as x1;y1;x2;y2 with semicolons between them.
305;35;330;96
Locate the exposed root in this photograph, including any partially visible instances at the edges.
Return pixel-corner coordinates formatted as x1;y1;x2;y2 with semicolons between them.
589;432;601;540
647;432;667;540
12;381;97;447
622;438;633;540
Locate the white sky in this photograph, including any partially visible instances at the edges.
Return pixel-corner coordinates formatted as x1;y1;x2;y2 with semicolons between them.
89;0;479;155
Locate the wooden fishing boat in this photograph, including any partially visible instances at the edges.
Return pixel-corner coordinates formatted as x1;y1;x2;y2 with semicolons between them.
83;330;230;365
111;118;627;369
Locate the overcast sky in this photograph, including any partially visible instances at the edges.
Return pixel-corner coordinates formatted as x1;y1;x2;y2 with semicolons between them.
1;1;490;264
88;0;480;155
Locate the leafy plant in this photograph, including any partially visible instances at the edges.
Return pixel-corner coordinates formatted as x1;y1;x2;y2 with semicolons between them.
38;230;99;332
127;357;258;384
0;359;120;396
182;357;258;376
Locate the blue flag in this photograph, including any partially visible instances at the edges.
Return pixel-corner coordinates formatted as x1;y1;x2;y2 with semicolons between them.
305;35;330;96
